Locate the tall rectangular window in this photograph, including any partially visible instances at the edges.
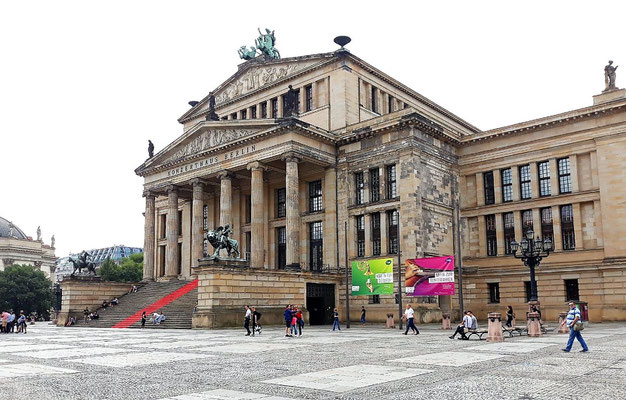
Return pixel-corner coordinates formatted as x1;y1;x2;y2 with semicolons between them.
388;95;394;113
369;294;381;304
561;204;575;250
372;212;381;256
503;212;515;254
386;164;397;199
565;279;579;301
231;112;237;120
271;98;278;118
371;86;377;113
276;188;286;218
501;168;513;202
245;232;251;260
521;210;533;238
276;227;286;269
309;180;323;212
261;102;268;118
538;161;551;197
178;210;183;236
486;214;497;256
245;195;251;224
519;164;532;200
240;109;247;120
356;215;365;257
488;283;500;303
540;207;554;246
305;84;313;112
369;168;380;202
251;106;257;119
202;205;208;232
387;210;399;254
484;171;495;205
355;172;364;205
309;221;323;272
558;158;571;194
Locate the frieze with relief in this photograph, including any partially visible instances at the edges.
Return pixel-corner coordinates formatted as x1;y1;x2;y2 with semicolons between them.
166;129;257;163
215;63;310;105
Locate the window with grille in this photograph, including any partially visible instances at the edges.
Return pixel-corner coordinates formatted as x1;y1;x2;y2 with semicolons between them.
486;214;497;256
538;161;551;196
276;227;286;269
561;204;575;250
372;212;381;256
520;165;532;199
369;168;380;202
387;210;399;254
488;283;500;303
522;210;533;238
356;215;365;257
261;102;268;118
503;212;515;254
251;107;257;119
388;95;394;113
386;164;397;199
309;221;323;271
369;294;381;304
371;86;377;113
276;188;286;218
565;279;579;301
558;158;571;194
202;205;208;231
541;207;554;247
271;98;278;118
502;168;513;202
305;85;313;112
309;180;323;212
484;171;495;205
355;172;364;205
241;109;247;120
245;232;251;261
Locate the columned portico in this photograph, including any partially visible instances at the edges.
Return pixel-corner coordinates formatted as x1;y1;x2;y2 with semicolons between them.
191;179;205;272
284;154;300;268
165;186;179;278
247;162;266;268
143;192;156;280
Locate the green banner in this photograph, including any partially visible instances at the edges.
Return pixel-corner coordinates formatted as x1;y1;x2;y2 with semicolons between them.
351;258;394;296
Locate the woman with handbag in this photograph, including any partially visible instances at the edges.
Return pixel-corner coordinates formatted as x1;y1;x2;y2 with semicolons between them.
562;301;589;352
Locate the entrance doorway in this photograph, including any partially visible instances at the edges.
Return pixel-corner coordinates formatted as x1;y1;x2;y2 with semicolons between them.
306;283;335;325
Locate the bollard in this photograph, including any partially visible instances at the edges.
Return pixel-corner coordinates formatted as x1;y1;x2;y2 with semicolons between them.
558;312;569;334
441;312;452;330
386;314;395;329
486;312;504;342
527;311;542;337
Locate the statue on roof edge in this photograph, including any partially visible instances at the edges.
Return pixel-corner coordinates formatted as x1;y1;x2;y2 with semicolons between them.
604;60;619;92
206;92;219;121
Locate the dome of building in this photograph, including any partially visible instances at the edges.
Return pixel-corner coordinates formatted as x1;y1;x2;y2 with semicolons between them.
0;216;28;240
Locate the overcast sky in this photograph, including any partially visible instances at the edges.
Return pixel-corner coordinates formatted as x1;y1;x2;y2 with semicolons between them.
1;1;624;258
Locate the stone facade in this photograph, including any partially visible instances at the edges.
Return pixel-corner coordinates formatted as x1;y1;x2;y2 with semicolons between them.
136;47;626;325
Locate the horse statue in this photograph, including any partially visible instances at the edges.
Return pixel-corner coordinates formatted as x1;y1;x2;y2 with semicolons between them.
238;45;257;61
255;28;280;59
69;251;97;276
205;225;240;258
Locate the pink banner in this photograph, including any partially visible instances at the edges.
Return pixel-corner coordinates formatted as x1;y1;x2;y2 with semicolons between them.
405;255;455;296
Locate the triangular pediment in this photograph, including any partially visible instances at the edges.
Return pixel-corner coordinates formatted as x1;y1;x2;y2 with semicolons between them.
179;53;337;123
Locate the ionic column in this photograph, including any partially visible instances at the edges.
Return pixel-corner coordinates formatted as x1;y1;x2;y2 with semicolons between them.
191;179;205;271
284;154;300;267
165;186;179;278
247;162;266;268
217;171;233;228
142;191;156;281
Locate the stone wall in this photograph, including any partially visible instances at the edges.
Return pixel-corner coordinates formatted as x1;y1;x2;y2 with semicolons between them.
57;277;135;326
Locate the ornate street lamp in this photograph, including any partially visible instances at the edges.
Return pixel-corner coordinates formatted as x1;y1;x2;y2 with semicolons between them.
510;230;552;302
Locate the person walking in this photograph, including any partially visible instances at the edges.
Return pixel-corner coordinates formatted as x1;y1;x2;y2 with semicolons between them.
1;311;7;333
141;311;146;328
284;305;293;337
17;312;27;334
332;308;341;331
562;301;589;353
8;311;15;333
403;304;419;335
251;306;262;336
505;306;514;327
244;305;252;336
295;307;303;336
361;306;366;326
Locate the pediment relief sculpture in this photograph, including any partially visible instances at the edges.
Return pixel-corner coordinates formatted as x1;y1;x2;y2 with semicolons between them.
165;128;258;163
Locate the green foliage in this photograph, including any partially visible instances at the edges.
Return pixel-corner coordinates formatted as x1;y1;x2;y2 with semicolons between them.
0;264;54;317
97;254;143;283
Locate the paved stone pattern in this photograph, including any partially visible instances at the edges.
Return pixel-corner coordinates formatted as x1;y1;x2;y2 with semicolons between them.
0;323;625;399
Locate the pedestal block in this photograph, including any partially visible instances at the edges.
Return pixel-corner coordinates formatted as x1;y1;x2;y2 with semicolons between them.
441;312;452;330
527;311;542;337
558;312;569;334
486;312;504;342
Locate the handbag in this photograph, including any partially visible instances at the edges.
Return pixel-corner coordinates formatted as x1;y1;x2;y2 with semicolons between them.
573;322;584;332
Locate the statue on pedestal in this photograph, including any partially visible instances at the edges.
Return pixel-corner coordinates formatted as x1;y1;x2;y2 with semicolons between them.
604;60;619;92
283;85;298;117
205;92;219;121
148;140;154;158
36;226;41;241
205;224;240;258
69;251;97;276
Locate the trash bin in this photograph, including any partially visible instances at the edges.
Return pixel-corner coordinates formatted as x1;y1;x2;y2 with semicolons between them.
575;301;588;322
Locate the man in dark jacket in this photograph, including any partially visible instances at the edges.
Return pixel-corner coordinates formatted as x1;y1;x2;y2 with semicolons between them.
284;305;293;337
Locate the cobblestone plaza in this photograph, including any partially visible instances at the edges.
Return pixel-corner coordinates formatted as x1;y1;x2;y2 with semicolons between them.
2;323;625;399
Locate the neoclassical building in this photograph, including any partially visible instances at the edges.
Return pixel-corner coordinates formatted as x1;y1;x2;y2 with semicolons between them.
136;45;626;324
0;216;56;281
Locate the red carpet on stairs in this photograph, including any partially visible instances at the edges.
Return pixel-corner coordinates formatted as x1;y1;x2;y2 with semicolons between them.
111;279;198;329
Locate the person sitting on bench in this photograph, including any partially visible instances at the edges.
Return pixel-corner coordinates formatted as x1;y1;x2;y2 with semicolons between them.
450;311;472;340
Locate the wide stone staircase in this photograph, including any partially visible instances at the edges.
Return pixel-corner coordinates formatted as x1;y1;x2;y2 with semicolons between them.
75;280;198;329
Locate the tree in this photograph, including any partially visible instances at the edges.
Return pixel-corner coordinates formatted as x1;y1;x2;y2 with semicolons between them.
97;253;143;283
0;264;54;317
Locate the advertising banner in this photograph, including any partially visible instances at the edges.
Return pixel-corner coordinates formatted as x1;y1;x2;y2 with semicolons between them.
405;255;455;296
351;258;394;296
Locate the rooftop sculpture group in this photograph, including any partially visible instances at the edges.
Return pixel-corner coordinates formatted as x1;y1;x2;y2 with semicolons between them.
238;28;280;61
